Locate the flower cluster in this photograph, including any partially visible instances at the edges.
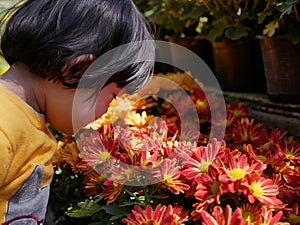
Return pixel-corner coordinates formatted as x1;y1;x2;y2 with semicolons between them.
53;72;300;225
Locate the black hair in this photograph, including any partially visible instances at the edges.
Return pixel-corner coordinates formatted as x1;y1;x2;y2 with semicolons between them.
0;0;154;93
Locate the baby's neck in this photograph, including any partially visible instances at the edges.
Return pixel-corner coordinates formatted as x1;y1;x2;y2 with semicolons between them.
0;63;46;114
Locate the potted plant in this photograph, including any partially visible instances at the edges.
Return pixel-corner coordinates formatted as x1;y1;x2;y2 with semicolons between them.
133;0;215;72
257;0;300;103
198;0;267;92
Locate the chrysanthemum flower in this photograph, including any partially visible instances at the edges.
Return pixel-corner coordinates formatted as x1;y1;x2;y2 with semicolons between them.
191;87;210;120
162;71;201;93
260;207;289;225
219;154;265;193
154;159;190;195
110;95;135;122
260;128;287;153
165;91;195;116
279;136;300;164
243;144;261;164
283;203;300;225
78;129;122;173
101;180;123;204
179;121;201;143
121;204;189;225
270;174;288;202
240;203;262;224
109;163;139;185
83;170;104;196
192;165;222;220
182;138;223;181
125;111;154;129
200;205;247;225
53;140;82;172
114;126;145;161
232;118;268;149
242;177;284;208
276;165;300;205
226;102;248;119
173;141;198;163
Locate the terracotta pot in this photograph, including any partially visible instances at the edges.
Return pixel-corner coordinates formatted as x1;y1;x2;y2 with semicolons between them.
258;36;300;103
154;37;214;73
212;39;266;92
168;37;214;71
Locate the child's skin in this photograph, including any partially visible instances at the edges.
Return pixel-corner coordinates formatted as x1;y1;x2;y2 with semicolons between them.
0;61;121;134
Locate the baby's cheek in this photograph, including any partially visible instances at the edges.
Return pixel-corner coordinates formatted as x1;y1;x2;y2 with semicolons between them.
94;99;110;120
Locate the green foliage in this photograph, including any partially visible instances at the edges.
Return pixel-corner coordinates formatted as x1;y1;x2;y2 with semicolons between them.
133;0;207;38
258;0;300;44
102;204;132;221
65;196;135;224
199;0;266;41
66;199;102;218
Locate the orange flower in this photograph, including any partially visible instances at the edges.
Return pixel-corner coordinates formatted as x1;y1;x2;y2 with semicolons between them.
122;204;189;225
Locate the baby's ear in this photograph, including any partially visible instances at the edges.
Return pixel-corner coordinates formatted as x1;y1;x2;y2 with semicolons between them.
62;54;95;77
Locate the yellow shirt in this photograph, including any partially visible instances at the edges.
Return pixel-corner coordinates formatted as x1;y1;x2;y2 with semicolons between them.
0;84;57;224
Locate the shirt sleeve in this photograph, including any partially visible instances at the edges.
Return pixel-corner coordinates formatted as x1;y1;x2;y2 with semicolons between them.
0;129;13;187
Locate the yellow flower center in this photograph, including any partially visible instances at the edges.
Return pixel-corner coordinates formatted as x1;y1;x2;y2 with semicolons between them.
124;168;132;175
164;175;173;185
196;100;207;109
210;181;219;194
98;151;111;162
243;212;254;223
147;221;159;225
285;151;295;159
198;161;212;173
251;181;264;196
233;110;242;117
229;168;246;179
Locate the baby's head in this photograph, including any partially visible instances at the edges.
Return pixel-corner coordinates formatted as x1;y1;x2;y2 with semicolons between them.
1;0;154;93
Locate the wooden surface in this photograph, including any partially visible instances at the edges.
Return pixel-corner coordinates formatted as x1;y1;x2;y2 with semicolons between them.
223;92;300;138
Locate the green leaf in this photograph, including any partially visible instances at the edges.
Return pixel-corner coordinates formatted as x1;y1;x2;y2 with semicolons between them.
225;26;249;40
258;11;273;24
280;0;298;18
207;19;228;41
102;204;131;221
66;199;102;218
89;210;120;225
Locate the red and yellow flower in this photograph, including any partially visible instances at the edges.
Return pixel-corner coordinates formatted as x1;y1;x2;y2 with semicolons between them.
154;159;190;195
200;205;247;225
182;138;224;181
122;204;189;225
242;176;284;208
